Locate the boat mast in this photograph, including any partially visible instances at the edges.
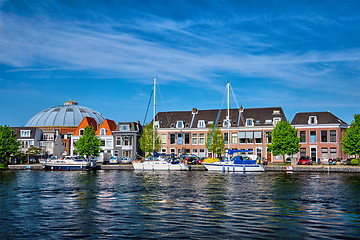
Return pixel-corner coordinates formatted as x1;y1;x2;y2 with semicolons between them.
153;77;156;158
227;82;230;159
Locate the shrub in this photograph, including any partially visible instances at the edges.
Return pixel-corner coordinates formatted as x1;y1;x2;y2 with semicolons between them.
350;159;359;165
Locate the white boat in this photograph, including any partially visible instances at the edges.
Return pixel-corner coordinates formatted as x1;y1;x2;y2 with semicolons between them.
203;82;265;172
44;156;97;171
132;77;189;171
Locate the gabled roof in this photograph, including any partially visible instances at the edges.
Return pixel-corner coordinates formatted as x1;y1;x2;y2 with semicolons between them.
96;119;117;135
73;117;98;136
291;112;347;125
156;107;286;128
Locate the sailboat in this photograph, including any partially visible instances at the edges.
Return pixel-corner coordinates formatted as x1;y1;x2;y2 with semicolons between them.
203;82;265;172
132;77;189;171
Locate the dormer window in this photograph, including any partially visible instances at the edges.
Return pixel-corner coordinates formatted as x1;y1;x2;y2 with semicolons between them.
21;130;31;137
120;124;130;131
273;117;281;126
198;120;206;128
246;118;254;127
176;121;184;129
100;128;107;135
154;121;160;129
265;119;272;124
223;119;231;128
308;116;318;125
79;129;84;136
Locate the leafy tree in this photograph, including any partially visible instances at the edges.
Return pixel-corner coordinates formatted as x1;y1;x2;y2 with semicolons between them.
267;121;301;163
25;146;41;163
206;123;225;157
74;126;101;157
341;114;360;157
0;125;21;163
139;122;160;157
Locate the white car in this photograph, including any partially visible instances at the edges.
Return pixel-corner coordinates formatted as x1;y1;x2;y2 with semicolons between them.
109;156;118;164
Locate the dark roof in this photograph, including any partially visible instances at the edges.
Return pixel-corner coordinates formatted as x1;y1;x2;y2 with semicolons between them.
156;107;286;128
291;112;347;125
11;127;40;139
115;122;139;132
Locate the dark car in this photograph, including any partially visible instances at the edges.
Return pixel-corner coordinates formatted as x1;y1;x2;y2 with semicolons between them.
298;156;312;165
180;154;200;164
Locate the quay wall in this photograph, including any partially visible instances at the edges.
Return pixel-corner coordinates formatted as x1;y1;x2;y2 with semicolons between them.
6;164;360;172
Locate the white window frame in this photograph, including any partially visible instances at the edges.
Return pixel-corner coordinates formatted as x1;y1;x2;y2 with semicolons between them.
176;121;184;129
197;120;206;128
273;117;281;126
308;116;318;125
21;130;31;137
100;128;107;135
79;128;84;136
246;118;254;127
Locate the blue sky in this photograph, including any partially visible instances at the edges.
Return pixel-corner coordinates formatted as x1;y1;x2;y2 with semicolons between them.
0;0;359;126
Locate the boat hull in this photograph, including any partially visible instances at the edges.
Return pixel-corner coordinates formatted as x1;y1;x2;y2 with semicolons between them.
44;164;94;171
204;163;265;172
132;161;189;171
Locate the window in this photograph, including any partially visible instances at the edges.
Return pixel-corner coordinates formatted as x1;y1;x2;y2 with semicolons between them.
120;124;130;131
114;150;119;157
123;150;131;158
199;134;205;145
308;116;318;125
177;133;183;144
321;148;328;160
154;121;160;129
224;133;229;144
273;118;281;126
43;133;54;140
176;121;184;128
123;136;132;146
239;131;245;143
231;133;238;144
330;130;337;142
310;131;316;143
330;148;337;158
161;148;166;154
246;119;254;127
170;133;176;144
79;129;84;136
265;120;272;124
254;131;262;143
223;119;231;128
184;133;190;144
170;148;175;155
300;131;306;143
198;120;206;128
246;131;253;144
321;130;328;142
300;148;306;157
100;140;105;147
21;130;31;137
116;136;121;146
100;128;106;135
266;132;272;143
199;149;205;158
106;139;112;147
192;134;198;145
161;134;167;144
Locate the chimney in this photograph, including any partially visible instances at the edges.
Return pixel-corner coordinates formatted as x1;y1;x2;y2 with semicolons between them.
192;108;198;114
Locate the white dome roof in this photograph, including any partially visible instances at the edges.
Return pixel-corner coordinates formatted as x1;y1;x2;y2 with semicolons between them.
25;100;106;127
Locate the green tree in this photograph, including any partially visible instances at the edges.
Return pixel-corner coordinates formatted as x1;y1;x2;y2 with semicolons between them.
341;114;360;157
139;122;160;157
74;126;101;157
267;121;301;163
0;125;21;163
25;146;41;163
206;123;225;157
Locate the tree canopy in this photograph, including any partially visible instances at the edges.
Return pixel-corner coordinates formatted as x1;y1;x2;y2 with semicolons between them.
0;125;20;163
341;114;360;157
74;126;101;157
267;121;301;162
139;122;160;156
206;123;225;157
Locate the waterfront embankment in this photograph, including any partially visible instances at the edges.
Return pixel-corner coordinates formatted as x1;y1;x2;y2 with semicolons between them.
6;164;360;172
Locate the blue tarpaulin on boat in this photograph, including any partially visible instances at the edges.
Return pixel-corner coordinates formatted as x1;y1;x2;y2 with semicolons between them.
233;156;257;165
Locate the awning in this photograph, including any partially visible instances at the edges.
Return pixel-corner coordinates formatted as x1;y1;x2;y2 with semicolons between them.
245;131;253;139
254;131;262;138
238;132;245;138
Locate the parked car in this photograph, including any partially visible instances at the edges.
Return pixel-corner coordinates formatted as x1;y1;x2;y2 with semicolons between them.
120;157;132;164
298;156;312;165
180;154;200;164
109;156;118;164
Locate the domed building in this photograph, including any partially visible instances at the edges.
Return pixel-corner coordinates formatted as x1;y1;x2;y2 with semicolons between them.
25;100;106;156
25;100;106;127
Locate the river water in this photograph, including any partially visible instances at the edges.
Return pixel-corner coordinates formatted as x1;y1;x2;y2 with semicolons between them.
0;170;359;239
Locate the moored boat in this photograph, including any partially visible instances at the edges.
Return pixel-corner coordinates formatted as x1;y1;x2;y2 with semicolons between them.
44;156;97;171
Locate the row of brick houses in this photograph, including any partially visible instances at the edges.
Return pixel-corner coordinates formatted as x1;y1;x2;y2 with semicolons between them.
154;107;348;163
11;106;348;163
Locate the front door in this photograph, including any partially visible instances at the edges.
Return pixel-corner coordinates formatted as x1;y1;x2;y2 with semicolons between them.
267;151;272;163
311;148;317;163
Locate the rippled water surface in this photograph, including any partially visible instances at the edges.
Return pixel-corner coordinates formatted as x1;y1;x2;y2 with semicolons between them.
0;170;359;239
